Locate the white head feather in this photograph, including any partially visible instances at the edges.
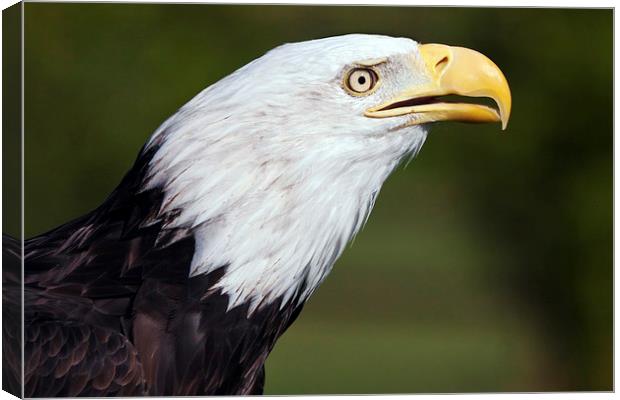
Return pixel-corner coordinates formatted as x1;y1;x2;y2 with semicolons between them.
143;34;431;313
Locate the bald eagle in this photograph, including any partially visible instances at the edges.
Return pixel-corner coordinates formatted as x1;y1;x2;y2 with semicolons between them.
3;34;511;396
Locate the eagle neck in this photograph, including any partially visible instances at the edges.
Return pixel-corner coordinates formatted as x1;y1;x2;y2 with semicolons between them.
143;116;427;314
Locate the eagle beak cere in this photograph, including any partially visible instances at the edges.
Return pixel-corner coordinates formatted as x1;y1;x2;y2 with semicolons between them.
365;44;512;130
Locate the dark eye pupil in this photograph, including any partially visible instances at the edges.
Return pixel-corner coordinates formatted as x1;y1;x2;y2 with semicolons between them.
357;76;366;85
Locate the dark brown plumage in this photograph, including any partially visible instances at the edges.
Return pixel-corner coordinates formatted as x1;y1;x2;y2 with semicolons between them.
3;142;304;396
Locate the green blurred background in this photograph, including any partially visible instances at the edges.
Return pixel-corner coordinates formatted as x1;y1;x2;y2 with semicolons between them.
17;4;611;394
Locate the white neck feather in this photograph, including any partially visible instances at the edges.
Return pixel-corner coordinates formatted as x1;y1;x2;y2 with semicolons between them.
140;34;429;313
144;112;426;313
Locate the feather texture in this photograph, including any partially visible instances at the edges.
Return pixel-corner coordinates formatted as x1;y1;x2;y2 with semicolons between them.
4;34;432;396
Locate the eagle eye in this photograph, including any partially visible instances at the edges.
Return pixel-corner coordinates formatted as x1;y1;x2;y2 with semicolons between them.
345;68;378;95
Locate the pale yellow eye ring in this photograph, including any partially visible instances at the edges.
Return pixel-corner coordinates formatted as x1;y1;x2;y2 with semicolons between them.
345;68;379;95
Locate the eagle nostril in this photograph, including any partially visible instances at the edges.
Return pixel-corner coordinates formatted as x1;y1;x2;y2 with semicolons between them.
435;56;449;74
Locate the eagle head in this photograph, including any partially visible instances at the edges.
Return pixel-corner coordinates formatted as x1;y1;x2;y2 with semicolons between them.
140;34;511;312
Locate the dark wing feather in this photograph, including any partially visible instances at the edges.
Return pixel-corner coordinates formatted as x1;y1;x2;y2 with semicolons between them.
3;235;23;397
14;140;307;396
18;144;163;397
24;320;145;397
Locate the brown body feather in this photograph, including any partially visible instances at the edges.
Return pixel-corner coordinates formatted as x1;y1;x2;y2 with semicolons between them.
3;143;305;396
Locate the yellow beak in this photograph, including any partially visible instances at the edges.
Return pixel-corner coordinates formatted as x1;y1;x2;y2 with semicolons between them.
365;44;512;130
